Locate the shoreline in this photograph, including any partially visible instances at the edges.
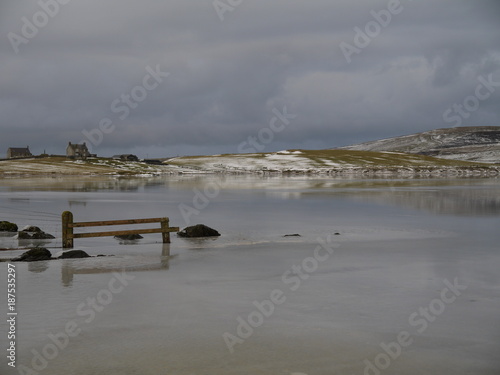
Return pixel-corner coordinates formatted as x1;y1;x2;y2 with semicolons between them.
1;165;499;178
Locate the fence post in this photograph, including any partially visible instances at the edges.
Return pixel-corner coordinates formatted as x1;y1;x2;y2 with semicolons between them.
62;211;74;248
161;218;170;244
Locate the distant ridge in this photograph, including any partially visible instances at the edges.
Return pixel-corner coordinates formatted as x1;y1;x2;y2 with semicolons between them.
338;127;500;164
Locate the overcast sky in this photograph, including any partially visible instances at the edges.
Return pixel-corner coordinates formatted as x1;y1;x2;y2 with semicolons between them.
1;0;499;158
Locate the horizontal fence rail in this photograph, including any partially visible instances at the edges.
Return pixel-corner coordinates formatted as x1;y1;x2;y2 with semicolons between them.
71;218;167;227
62;211;179;248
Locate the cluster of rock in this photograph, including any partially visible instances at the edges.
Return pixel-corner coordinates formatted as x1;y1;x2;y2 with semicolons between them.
4;223;223;264
4;223;341;264
11;248;91;262
17;226;55;240
112;224;222;240
0;221;55;240
0;221;18;232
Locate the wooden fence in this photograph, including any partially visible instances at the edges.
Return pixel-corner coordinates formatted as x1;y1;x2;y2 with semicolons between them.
62;211;179;248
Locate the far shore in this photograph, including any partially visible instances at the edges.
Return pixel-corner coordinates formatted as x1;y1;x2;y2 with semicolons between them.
0;152;499;177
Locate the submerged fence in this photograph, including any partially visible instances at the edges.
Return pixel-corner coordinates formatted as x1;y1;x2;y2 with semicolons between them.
62;211;179;248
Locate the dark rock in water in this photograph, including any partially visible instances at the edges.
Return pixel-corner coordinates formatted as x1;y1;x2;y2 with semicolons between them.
334;232;341;235
32;232;55;239
284;234;301;237
0;221;18;232
12;247;52;262
17;231;32;239
17;228;55;240
22;226;42;233
114;234;143;240
59;250;90;259
177;224;221;238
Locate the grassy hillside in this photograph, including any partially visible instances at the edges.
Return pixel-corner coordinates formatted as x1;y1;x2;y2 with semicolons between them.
168;149;498;174
1;151;498;176
0;157;179;176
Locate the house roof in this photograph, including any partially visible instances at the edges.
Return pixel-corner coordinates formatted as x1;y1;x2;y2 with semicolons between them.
113;154;138;158
8;147;31;153
68;143;88;150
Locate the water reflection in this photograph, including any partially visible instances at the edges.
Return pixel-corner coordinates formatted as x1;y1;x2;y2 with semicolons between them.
27;260;50;273
0;176;169;192
349;187;500;216
17;238;55;247
0;234;55;250
257;178;500;216
68;200;87;208
60;244;172;287
2;175;499;220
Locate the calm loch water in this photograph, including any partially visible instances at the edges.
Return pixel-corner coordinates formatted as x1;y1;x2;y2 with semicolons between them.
0;175;499;375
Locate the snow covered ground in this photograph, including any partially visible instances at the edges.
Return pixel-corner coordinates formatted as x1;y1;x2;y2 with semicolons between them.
167;149;499;176
339;126;500;163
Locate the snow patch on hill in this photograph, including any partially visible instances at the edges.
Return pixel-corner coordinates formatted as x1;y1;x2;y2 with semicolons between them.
167;149;500;176
339;127;500;163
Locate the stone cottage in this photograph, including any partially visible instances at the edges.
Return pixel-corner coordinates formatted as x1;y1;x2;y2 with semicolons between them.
7;146;32;159
66;142;90;160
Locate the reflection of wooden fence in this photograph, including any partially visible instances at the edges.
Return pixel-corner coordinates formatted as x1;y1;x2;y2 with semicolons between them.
61;245;173;286
62;211;179;248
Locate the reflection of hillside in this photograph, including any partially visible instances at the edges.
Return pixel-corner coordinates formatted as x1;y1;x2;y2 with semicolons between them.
0;176;167;192
353;188;500;216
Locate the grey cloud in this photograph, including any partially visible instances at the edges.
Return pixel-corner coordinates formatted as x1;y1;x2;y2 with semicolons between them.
1;0;499;157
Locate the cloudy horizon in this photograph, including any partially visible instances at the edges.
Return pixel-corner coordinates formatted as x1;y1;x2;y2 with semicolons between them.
1;0;499;158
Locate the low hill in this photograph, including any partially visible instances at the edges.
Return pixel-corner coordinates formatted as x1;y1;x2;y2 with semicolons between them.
0;157;186;176
167;149;499;176
1;150;499;177
338;127;500;164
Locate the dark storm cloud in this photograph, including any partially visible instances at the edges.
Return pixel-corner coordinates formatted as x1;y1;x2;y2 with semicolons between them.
1;0;499;157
